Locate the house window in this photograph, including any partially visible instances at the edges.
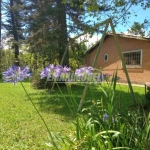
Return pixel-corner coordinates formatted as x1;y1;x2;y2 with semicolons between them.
122;50;142;67
104;54;108;62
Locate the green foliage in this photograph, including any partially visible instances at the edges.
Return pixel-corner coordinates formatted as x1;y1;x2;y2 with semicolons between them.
128;19;150;37
1;75;148;149
19;52;46;70
1;49;14;71
47;71;150;149
2;0;150;69
128;22;145;36
69;58;79;70
145;86;150;105
69;39;87;69
30;69;51;89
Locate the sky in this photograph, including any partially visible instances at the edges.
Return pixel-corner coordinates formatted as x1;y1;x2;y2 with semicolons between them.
116;4;150;33
81;3;150;47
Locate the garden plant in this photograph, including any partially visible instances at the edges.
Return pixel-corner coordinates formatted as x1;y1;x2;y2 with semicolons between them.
2;65;150;149
146;85;150;106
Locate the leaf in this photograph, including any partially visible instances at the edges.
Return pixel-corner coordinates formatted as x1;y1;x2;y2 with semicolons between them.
112;132;120;138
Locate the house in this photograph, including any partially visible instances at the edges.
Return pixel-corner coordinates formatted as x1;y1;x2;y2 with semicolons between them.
85;33;150;84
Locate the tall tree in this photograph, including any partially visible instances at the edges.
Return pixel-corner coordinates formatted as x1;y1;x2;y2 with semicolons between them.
26;0;90;66
3;0;25;66
25;0;59;69
0;0;2;73
56;0;68;65
14;0;150;68
10;0;19;65
128;20;150;37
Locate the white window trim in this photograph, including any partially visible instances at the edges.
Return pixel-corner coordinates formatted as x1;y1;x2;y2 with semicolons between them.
121;49;142;68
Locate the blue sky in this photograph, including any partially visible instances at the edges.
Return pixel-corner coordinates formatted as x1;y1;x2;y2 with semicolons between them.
81;4;150;47
115;4;150;32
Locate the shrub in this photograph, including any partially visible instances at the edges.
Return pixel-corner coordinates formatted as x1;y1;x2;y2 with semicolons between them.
30;69;52;89
145;86;150;105
3;65;149;149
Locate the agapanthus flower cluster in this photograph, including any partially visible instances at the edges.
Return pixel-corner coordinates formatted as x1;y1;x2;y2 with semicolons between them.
75;66;94;77
3;65;31;84
103;113;114;122
103;73;121;81
103;73;112;78
40;64;71;79
103;113;109;121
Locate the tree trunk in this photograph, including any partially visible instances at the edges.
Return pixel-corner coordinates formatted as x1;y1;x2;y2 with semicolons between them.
56;0;69;66
10;0;19;66
0;0;2;73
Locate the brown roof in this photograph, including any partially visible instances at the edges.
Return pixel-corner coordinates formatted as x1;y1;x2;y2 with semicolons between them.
86;33;150;54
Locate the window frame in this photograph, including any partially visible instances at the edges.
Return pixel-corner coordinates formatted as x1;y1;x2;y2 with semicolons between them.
122;49;142;68
104;53;109;62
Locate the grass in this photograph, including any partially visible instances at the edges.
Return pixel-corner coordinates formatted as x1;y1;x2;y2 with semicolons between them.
0;81;74;149
0;80;146;149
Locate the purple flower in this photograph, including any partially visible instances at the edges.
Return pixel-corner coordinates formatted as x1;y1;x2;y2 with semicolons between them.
103;73;112;77
40;64;71;79
3;65;31;84
53;65;63;77
40;67;50;79
19;66;31;79
48;64;55;75
87;66;94;71
75;68;84;77
49;64;54;70
63;66;71;73
75;66;94;77
103;113;109;121
40;64;55;79
85;67;94;75
61;66;71;78
103;113;114;122
103;73;112;80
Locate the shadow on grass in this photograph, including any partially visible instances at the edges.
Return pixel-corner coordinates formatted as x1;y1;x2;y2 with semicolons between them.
28;84;85;120
28;83;146;120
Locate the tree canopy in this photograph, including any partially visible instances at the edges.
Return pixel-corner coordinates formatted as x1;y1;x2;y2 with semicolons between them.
0;0;150;69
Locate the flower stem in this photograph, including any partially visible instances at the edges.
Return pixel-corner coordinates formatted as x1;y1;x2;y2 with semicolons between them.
20;81;58;149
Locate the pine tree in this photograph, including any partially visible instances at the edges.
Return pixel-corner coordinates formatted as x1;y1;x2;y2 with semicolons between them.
0;0;2;73
2;0;25;66
7;0;148;67
26;0;90;66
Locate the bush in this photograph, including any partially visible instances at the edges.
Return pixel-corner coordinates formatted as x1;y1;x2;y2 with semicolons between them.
145;86;150;105
30;69;52;89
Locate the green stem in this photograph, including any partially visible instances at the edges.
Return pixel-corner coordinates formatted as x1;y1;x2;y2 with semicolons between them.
55;82;74;116
109;19;137;105
20;81;59;150
66;85;78;113
78;20;110;112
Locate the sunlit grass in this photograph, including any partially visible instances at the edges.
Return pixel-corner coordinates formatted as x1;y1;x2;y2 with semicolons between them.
0;81;74;149
0;80;146;149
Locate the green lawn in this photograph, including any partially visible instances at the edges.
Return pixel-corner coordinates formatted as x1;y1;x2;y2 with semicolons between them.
0;81;74;149
0;80;146;149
